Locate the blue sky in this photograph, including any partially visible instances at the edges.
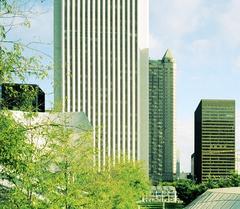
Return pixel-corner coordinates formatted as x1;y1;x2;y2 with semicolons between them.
9;0;240;172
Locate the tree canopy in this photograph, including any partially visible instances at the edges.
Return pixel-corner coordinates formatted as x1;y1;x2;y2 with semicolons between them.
174;174;240;205
0;0;49;83
0;111;149;208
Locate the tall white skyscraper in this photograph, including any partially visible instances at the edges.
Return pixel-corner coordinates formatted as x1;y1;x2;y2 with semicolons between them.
54;0;149;169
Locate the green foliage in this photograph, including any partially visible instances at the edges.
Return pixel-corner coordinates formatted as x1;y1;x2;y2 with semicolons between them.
39;125;94;209
0;43;48;82
0;0;49;83
109;162;149;209
174;174;240;205
175;180;207;205
0;0;12;14
0;111;32;173
1;84;43;112
87;161;149;209
0;112;149;208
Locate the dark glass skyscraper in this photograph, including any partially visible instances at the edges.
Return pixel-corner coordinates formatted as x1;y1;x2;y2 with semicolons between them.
149;49;176;184
194;100;235;183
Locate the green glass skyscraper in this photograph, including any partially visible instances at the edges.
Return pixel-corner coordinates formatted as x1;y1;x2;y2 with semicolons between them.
194;100;235;183
149;49;176;184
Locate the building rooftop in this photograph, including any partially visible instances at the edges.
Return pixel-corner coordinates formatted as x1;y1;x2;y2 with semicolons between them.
162;49;175;62
11;111;92;131
185;187;240;209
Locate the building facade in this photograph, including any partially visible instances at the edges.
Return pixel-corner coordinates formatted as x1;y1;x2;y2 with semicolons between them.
194;100;235;183
191;153;195;179
236;151;240;175
0;83;45;112
149;50;176;184
54;0;149;169
176;160;180;180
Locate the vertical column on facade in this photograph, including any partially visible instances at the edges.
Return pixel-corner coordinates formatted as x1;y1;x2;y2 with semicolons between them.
92;0;96;166
71;0;76;111
66;0;71;112
97;0;101;170
127;0;131;161
61;0;65;112
102;0;107;166
136;0;139;160
87;0;91;120
80;0;84;112
74;0;78;111
107;0;112;162
132;0;136;161
82;0;86;113
112;0;116;164
77;0;81;112
121;0;126;161
117;0;121;161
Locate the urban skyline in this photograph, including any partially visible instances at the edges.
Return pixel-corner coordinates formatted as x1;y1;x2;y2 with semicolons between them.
7;0;240;173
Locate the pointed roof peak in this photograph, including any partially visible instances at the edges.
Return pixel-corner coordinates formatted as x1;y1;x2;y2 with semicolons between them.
162;49;175;61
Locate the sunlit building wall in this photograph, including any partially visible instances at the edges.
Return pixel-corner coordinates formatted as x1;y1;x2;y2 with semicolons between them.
54;0;149;169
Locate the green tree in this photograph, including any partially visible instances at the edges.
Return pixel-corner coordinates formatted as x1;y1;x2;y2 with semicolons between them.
0;0;49;83
0;112;91;208
86;161;149;209
0;111;149;208
0;111;38;208
108;161;149;209
39;118;94;208
38;120;149;209
0;2;50;204
175;173;240;205
0;111;30;196
175;180;199;205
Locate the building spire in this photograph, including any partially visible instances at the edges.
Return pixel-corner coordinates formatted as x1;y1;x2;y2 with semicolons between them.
162;49;175;62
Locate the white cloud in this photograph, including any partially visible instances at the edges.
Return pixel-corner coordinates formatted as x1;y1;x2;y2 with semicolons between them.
218;0;240;46
163;0;203;36
150;0;206;38
187;39;216;64
149;33;161;51
149;0;209;62
190;39;213;53
149;33;165;59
